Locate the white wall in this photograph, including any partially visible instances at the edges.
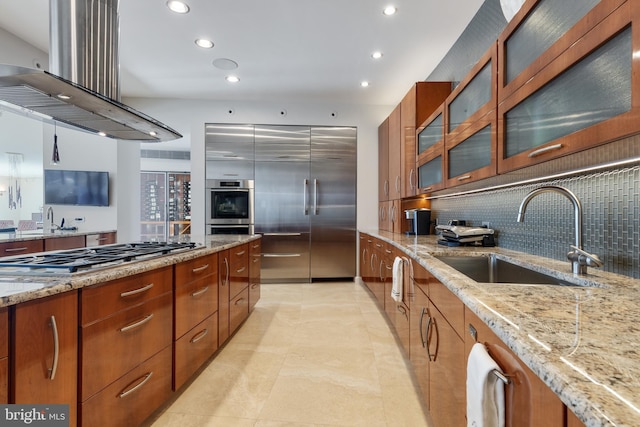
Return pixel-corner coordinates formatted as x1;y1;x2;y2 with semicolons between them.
127;97;390;238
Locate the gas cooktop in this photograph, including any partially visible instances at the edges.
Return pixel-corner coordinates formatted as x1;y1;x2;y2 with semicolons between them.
0;241;198;275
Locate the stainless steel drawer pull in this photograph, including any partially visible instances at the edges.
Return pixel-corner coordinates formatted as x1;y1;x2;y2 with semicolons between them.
235;298;245;305
191;286;209;297
457;175;472;181
120;283;154;298
528;143;563;158
422;186;433;192
190;328;209;343
236;266;246;273
49;316;59;380
5;247;28;253
252;243;260;249
120;314;154;332
251;283;259;289
236;250;246;256
263;253;301;258
118;372;153;398
191;264;209;273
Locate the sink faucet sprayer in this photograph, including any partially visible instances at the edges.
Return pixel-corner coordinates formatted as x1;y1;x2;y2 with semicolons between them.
517;185;602;275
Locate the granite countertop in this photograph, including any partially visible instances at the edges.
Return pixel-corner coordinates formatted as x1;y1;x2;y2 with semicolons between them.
0;229;118;242
364;230;639;427
0;234;260;307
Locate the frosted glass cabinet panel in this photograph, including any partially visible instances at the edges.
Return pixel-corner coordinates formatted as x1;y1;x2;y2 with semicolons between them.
448;62;492;133
447;125;492;180
418;155;443;193
418;113;443;155
504;27;631;158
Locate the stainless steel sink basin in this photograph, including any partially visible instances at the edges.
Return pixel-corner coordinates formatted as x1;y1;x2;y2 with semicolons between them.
435;255;577;286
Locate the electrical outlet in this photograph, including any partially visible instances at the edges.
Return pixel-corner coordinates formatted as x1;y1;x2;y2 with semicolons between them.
482;221;491;228
74;217;85;223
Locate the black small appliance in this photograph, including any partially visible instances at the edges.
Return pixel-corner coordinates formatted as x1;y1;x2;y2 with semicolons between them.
405;208;431;235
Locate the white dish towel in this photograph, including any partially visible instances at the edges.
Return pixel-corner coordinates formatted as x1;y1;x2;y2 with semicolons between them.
391;256;403;302
466;342;506;427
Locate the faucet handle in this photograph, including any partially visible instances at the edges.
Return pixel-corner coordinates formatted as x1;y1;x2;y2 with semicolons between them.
569;245;603;268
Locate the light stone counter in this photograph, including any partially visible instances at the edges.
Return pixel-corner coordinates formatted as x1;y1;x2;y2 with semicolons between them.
365;230;639;427
0;229;117;242
0;234;260;307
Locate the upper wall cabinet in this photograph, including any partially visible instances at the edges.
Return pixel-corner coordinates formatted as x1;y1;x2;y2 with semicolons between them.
416;104;446;193
497;0;637;173
444;44;498;187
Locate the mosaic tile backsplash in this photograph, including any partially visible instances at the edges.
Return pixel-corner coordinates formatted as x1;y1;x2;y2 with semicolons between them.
431;166;640;278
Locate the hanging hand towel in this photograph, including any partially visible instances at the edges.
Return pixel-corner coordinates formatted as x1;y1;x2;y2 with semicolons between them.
391;256;403;302
466;342;506;427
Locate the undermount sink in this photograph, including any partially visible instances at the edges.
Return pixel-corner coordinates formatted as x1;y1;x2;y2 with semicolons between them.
435;255;577;286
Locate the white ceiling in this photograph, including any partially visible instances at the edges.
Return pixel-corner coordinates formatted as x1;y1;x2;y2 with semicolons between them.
0;0;484;108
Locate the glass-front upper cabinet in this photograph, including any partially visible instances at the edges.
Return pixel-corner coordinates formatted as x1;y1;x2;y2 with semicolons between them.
205;124;255;179
497;1;638;173
417;105;445;159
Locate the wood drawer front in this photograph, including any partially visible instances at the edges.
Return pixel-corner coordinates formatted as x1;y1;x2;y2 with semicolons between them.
0;358;7;404
44;235;86;251
80;292;173;400
249;281;260;311
173;313;219;391
0;239;43;256
81;267;172;325
174;253;217;285
174;275;218;339
0;308;7;358
229;287;249;334
80;345;172;427
429;279;465;339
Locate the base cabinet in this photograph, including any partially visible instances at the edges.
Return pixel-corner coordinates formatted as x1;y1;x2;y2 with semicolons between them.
13;291;78;427
218;249;231;345
249;239;261;311
0;308;7;404
409;285;430;409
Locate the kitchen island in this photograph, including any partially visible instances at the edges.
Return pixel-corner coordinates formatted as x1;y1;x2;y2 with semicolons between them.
0;234;261;427
363;230;639;427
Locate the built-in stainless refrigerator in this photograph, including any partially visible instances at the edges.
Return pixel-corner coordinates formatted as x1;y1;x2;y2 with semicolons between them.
254;125;356;282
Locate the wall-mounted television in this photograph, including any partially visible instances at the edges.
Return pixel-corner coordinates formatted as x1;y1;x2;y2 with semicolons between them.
44;169;109;207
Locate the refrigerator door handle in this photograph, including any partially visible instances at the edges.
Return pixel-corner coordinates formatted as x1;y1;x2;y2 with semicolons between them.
314;179;319;215
303;179;309;215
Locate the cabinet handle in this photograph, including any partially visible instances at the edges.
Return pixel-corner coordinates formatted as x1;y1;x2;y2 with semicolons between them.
425;312;434;362
118;372;153;398
409;169;415;190
120;283;154;298
119;314;154;332
191;264;209;273
528;143;563;158
395;175;401;194
221;257;229;286
97;237;109;242
362;248;368;265
252;243;260;249
190;286;209;297
429;317;438;361
422;186;433;192
303;178;309;215
252;257;259;264
457;175;472;181
49;316;59;380
419;308;427;348
236;250;246;256
385;249;392;254
5;247;28;253
384;180;389;196
236;266;246;274
314;179;319;215
397;305;408;320
190;328;209;343
234;297;245;305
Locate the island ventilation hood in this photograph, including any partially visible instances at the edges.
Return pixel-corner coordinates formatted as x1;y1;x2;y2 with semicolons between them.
0;0;182;142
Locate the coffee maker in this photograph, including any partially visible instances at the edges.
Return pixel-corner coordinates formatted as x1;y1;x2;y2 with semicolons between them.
405;208;431;235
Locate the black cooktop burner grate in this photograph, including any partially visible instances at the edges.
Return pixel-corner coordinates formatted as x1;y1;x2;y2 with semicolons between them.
0;242;197;273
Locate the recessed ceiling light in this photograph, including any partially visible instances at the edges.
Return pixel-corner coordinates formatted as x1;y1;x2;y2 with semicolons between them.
371;51;383;60
361;81;370;87
195;39;214;49
149;131;157;137
382;6;397;16
226;75;240;83
167;1;190;14
98;131;107;137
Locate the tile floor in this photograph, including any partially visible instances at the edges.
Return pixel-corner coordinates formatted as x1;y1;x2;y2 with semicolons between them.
146;280;432;427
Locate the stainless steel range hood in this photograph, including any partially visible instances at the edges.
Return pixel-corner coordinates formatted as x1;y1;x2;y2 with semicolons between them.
0;0;182;142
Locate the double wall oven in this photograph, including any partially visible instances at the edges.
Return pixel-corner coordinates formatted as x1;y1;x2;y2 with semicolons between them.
206;179;255;235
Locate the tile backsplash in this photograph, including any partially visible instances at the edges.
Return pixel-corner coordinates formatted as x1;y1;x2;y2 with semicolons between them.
431;166;640;278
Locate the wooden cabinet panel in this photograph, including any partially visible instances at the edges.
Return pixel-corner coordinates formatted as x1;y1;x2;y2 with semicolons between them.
428;277;465;338
409;285;430;409
44;235;86;251
388;104;402;200
81;267;172;325
80;345;172;427
174;313;218;390
229;244;249;299
0;239;43;256
174;253;217;284
229;287;249;334
249;239;261;311
80;292;173;400
218;249;230;345
567;408;587;427
465;308;565;427
0;308;6;403
13;291;78;427
378;118;390;202
174;274;218;339
427;300;466;427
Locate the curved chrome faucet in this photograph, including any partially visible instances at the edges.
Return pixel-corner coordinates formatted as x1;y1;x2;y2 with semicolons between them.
517;185;602;274
46;206;57;233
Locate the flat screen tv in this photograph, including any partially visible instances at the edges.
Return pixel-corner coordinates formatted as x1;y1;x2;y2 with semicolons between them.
44;169;109;207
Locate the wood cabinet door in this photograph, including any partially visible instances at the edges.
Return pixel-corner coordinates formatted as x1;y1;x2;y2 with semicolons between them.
427;302;466;427
409;286;430;409
465;308;565;427
388;104;402;200
218;249;230;345
229;288;249;334
229;244;249;299
249;239;261;311
0;308;8;404
44;235;86;251
13;291;78;427
378;118;390;202
0;239;43;256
